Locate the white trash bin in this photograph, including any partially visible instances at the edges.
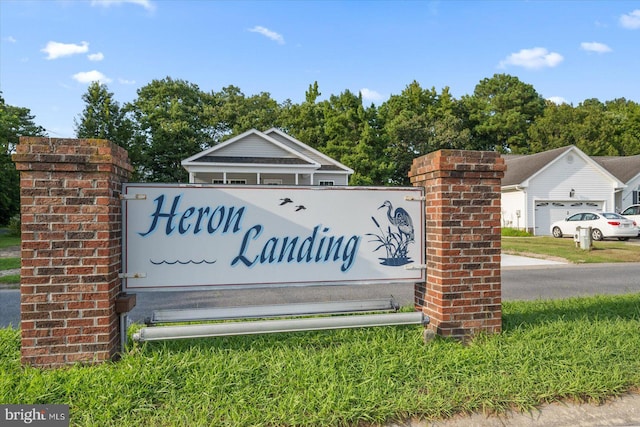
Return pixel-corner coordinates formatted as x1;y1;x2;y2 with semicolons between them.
575;226;592;250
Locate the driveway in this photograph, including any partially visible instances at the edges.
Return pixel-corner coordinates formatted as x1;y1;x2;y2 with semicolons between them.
501;254;567;268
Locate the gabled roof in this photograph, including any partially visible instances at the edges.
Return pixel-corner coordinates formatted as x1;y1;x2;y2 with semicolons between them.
502;145;627;188
502;146;573;186
263;128;354;174
181;128;353;175
182;128;318;167
592;154;640;183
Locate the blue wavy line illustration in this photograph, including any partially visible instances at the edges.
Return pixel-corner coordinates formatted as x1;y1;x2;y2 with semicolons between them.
149;259;217;265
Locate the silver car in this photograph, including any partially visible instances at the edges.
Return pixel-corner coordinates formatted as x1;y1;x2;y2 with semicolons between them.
551;212;638;241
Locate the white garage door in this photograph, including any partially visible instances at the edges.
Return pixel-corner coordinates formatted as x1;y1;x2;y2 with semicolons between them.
534;201;604;236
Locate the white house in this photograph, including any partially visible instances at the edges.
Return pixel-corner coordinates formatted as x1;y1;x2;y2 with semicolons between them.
181;128;353;186
501;145;636;235
592;154;640;210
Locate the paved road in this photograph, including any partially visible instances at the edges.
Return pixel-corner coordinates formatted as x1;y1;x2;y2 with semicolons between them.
2;261;640;328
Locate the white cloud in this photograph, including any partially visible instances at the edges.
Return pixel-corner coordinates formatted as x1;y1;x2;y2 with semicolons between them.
3;36;17;43
620;9;640;29
90;0;155;11
88;52;105;61
118;78;136;85
360;88;383;103
248;26;285;44
580;42;612;54
72;70;112;84
546;96;568;105
42;41;89;60
498;47;563;70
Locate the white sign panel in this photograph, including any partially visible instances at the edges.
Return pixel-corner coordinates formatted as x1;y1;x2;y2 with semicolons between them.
122;184;424;291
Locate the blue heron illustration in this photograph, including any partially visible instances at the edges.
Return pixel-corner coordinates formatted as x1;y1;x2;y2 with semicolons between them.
379;200;414;242
367;200;415;267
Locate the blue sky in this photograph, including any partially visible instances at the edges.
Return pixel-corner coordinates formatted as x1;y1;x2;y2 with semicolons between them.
1;0;639;138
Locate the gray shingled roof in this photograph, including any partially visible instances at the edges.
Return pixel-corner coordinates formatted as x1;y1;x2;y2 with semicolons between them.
592;155;640;182
199;156;312;165
502;146;573;186
503;145;640;187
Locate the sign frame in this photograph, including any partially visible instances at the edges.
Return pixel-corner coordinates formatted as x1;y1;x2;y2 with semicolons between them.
122;183;425;292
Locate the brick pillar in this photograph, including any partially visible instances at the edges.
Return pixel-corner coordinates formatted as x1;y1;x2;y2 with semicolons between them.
409;150;506;340
13;137;132;367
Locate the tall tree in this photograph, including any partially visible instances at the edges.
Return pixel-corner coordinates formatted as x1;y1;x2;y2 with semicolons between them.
74;82;135;155
378;82;470;185
0;93;46;224
463;73;545;153
528;101;578;153
212;85;282;138
571;99;619;156
322;90;366;161
603;98;640;156
280;82;327;150
127;77;216;182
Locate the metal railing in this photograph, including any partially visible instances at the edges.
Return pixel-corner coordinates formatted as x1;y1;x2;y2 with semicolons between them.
133;298;428;342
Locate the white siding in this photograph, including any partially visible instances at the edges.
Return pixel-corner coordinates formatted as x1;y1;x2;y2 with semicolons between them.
312;173;348;186
501;190;526;229
621;174;640;210
214;134;297;158
520;152;617;235
528;153;615;202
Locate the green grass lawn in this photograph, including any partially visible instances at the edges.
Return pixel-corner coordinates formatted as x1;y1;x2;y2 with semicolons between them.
0;257;20;286
2;229;640;425
502;236;640;263
0;275;20;285
0;258;20;270
1;294;640;426
0;233;20;249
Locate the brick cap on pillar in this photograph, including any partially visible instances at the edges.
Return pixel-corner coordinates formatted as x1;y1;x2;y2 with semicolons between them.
409;150;506;183
13;137;133;174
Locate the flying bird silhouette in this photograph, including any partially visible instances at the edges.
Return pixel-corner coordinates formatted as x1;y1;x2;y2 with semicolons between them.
295;205;306;212
279;198;293;206
379;200;414;242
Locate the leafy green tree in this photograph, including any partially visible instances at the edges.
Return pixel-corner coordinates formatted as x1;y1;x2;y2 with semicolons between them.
463;73;545;153
127;77;216;182
603;98;640;156
321;89;390;184
212;85;282;138
571;99;620;156
0;93;46;224
321;90;366;162
280;82;327;150
378;82;470;185
528;101;578;153
74;81;136;168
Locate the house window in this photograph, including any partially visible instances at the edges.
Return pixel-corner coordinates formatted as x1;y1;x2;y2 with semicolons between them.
263;179;283;185
212;179;247;184
318;180;334;186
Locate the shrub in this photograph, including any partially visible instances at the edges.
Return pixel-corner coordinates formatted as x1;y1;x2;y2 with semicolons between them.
501;227;532;237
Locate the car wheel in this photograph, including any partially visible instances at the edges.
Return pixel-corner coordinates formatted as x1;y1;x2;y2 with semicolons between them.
552;227;563;238
591;228;603;241
618;237;630;241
